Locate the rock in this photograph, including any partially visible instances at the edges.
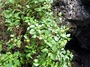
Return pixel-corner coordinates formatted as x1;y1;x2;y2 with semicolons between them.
53;0;90;21
52;0;90;67
77;25;90;50
52;0;90;36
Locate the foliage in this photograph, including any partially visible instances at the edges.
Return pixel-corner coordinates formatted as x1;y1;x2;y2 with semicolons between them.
0;0;73;67
0;52;20;67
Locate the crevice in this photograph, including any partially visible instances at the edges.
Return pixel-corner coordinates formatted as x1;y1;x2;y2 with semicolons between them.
65;24;90;67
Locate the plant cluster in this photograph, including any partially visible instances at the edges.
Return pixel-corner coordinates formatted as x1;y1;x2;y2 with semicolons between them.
0;0;73;67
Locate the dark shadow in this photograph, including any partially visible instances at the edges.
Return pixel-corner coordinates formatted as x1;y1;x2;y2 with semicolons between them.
65;24;90;67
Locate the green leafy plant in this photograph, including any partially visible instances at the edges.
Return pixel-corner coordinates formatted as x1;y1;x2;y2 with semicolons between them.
0;0;73;67
0;52;20;67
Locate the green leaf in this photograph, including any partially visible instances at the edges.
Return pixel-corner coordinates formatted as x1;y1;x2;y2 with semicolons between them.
8;0;15;3
5;19;11;23
58;12;62;17
26;53;31;58
52;45;57;52
44;40;52;47
17;40;21;47
33;63;39;67
14;59;20;66
54;36;59;41
48;53;56;60
7;62;12;67
14;12;20;18
34;59;38;62
41;48;48;53
14;52;19;56
35;8;42;11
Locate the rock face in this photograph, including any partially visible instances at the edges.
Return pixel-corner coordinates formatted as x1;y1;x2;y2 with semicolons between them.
52;0;90;36
53;0;90;67
66;25;90;67
53;0;90;21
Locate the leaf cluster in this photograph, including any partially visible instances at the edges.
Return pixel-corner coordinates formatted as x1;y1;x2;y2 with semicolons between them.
0;0;73;67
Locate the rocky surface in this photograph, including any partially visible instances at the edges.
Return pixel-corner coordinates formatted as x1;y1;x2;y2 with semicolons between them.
53;0;90;67
53;0;90;21
52;0;90;36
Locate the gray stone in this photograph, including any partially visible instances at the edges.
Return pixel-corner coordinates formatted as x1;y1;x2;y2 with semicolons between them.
52;0;90;36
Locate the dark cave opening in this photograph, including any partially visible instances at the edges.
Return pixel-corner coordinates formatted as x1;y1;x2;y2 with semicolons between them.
65;24;90;67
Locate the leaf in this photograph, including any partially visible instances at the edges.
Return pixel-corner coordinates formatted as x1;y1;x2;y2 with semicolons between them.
48;53;56;60
26;53;31;58
8;0;14;3
52;45;57;52
66;34;70;37
44;40;52;47
61;34;66;38
54;36;59;41
45;31;50;35
35;8;42;11
58;12;62;17
26;5;30;8
5;19;11;23
14;12;20;18
14;52;19;56
17;40;21;47
33;63;39;66
29;29;36;34
8;62;12;67
34;59;38;62
41;48;48;53
14;59;20;66
32;35;37;38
